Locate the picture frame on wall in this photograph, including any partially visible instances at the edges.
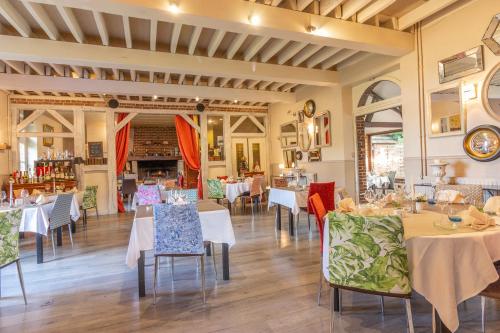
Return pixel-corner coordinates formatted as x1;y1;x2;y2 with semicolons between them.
438;46;484;83
308;148;321;162
88;142;104;158
42;124;54;147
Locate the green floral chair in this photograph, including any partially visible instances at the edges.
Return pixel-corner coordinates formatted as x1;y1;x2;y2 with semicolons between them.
326;212;413;333
82;185;98;227
207;179;224;203
0;209;27;305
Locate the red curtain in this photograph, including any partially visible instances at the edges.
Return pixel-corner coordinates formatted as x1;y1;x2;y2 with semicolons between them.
116;113;131;212
175;115;203;199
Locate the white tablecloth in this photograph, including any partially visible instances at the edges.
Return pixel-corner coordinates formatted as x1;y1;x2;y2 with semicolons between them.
268;187;308;216
223;182;251;203
322;211;500;332
126;200;236;268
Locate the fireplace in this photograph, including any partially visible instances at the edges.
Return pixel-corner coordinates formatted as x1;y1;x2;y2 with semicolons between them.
136;159;179;180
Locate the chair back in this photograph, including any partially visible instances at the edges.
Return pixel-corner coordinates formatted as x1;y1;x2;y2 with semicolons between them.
326;212;411;297
152;203;204;256
207;179;224;199
166;189;199;204
0;209;22;267
217;176;228;181
163;179;177;189
309;194;327;252
435;184;483;204
273;177;288;188
307;182;335;214
250;175;264;197
137;185;162;205
49;193;74;230
82;185;98;210
122;179;137;195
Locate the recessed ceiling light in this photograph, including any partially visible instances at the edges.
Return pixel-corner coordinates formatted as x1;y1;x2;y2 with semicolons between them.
195;96;200;101
234;99;238;103
249;14;261;26
167;3;180;14
153;95;158;100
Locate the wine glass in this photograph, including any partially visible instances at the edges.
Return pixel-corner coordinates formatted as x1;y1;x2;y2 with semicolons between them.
437;192;449;223
1;191;6;206
364;189;375;205
20;189;29;206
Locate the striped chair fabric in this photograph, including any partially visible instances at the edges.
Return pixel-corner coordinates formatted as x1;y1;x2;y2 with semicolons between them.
49;193;74;230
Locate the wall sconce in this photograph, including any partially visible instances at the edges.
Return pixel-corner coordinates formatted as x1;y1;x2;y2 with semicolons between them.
462;82;477;101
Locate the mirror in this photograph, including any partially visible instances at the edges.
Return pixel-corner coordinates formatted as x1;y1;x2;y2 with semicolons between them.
428;85;465;137
438;46;484;83
297;122;312;151
313;111;332;147
280;121;298;148
482;63;500;122
283;149;296;168
482;14;500;55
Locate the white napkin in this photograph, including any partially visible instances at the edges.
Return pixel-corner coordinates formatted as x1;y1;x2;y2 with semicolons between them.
460;206;495;231
483;196;500;215
337;198;356;213
436;190;464;204
35;195;47;205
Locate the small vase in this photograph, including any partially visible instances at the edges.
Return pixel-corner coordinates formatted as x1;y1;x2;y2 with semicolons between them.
415;202;423;213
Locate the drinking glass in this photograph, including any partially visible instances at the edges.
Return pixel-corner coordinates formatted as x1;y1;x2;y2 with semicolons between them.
1;190;6;206
437;192;449;222
20;189;29;206
364;189;375;205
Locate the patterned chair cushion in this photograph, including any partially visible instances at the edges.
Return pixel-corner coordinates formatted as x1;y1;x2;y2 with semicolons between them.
0;209;22;266
180;189;199;203
137;185;162;205
326;212;411;296
153;203;204;255
50;193;74;230
435;184;483;205
82;185;98;210
207;179;224;199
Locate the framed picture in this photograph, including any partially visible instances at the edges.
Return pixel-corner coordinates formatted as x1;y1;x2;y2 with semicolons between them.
88;142;104;158
42;124;54;147
308;148;321;162
438;46;484;83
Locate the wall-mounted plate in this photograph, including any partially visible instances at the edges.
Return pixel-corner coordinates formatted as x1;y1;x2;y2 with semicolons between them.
463;125;500;162
303;99;316;118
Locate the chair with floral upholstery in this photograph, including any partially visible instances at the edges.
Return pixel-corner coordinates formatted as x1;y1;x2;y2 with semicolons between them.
207;179;225;204
179;189;199;204
152;203;206;304
0;209;27;305
82;185;98;227
326;212;414;333
136;185;162;205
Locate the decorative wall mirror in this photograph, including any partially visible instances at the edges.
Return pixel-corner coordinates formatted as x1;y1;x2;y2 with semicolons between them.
438;46;484;83
427;85;465;137
313;111;332;147
283;148;296;168
280;121;298;148
297;122;312;151
482;63;500;121
482;14;500;55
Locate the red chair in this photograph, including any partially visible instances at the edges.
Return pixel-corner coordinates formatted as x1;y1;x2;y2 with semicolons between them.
217;176;228;181
309;193;327;305
301;182;335;230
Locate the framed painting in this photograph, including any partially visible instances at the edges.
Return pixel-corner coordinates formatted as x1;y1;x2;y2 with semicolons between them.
42;124;54;147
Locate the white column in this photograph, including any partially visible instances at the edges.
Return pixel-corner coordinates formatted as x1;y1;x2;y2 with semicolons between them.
224;113;232;177
106;110;117;214
200;112;208;199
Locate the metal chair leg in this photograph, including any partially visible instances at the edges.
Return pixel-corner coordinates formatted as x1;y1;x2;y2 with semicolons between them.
405;299;414;333
201;255;206;304
307;214;311;231
153;256;159;305
339;289;343;314
171;257;175;280
211;242;218;280
330;287;335;332
380;296;385;315
432;306;436;333
67;224;74;248
317;268;323;305
481;296;486;333
50;230;56;257
16;260;27;305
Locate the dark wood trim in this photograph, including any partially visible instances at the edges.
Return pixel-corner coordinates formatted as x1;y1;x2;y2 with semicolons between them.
364;122;403;128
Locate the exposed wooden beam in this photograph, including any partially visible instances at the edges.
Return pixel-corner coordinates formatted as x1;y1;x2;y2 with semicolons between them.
4;60;25;74
398;0;460;31
364;121;402;128
178;73;185;85
341;0;373;20
281;83;298;92
297;0;314;11
244;36;271;61
149;71;154;83
207;76;217;87
150;19;157;51
92;66;102;79
306;47;341;68
0;35;339;86
170;23;182;53
50;63;65;76
259;81;273;90
70;65;82;78
277;41;308;65
219;77;230;87
21;1;58;40
92;11;109;46
46;109;75;132
270;82;286;91
260;39;289;62
17;132;73;138
164;73;170;83
207;30;226;57
247;80;259;89
17;109;45;131
357;0;396;23
321;49;357;69
193;75;201;85
27;62;45;75
123;16;132;48
233;78;245;89
114;112;137;133
320;0;346;16
226;33;248;59
0;0;31;37
188;26;202;55
292;44;322;66
56;5;84;43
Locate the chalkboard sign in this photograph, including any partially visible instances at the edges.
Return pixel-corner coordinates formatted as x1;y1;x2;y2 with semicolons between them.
88;142;104;158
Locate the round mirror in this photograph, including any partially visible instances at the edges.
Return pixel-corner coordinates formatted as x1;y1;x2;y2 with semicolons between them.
483;63;500;122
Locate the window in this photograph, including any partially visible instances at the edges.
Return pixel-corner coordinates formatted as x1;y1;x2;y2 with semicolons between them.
207;116;224;161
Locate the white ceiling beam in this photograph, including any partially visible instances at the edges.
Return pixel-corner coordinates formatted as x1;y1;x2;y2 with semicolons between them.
247;80;259;89
233;78;245;89
226;33;248;59
26;0;412;56
193;75;201;85
336;51;371;70
321;49;357;69
270;82;286;91
292;44;323;66
70;65;82;78
281;83;298;92
150;19;157;51
207;30;226;57
259;81;272;90
277;41;308;65
357;0;396;23
297;0;314;11
178;73;185;85
271;0;284;5
398;0;460;31
164;73;170;83
170;23;182;53
260;39;289;62
56;5;84;43
306;47;341;68
130;69;136;81
123;16;132;48
92;11;109;46
341;0;373;20
27;61;45;75
21;1;58;40
4;60;25;74
188;26;202;55
112;68;119;80
0;35;339;86
320;0;346;16
0;0;31;37
207;76;217;87
219;77;230;87
51;63;65;76
92;67;102;79
244;36;271;61
149;71;155;83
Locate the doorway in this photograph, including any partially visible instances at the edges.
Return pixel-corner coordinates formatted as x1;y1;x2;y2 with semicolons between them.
231;138;267;177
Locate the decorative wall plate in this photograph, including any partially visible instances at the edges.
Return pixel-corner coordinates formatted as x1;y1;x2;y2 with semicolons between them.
463;125;500;162
303;99;316;118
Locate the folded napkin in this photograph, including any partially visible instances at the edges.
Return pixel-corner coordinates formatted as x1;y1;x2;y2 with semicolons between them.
35;195;47;205
385;192;396;204
460;206;495;231
32;189;42;196
337;198;356;213
483;196;500;215
436;190;464;204
70;187;78;193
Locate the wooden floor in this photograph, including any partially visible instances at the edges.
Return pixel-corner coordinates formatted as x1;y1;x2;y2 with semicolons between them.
0;207;498;332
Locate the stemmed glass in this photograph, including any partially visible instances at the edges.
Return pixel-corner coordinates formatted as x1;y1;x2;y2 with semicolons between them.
364;189;375;206
20;189;29;206
437;192;449;224
1;191;7;207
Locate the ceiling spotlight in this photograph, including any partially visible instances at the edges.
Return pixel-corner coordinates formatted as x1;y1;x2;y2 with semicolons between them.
195;96;200;102
234;99;238;103
306;25;317;33
153;95;158;100
249;14;261;26
167;3;180;14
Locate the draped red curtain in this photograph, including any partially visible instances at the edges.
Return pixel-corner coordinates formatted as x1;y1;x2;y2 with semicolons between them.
175;115;203;198
116;113;131;212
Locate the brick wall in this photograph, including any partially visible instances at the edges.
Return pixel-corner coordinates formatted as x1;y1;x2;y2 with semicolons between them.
356;115;367;203
132;127;178;156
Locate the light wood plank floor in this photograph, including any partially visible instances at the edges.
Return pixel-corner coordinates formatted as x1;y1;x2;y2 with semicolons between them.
0;208;498;332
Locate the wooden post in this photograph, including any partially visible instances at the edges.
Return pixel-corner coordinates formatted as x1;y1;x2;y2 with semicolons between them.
106;110;117;214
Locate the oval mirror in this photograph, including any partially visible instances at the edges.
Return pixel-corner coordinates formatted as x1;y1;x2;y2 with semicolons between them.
483;63;500;122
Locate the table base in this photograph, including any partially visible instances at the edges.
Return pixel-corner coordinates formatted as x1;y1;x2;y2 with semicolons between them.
274;204;294;237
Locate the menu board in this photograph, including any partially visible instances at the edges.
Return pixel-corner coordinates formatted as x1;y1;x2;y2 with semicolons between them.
88;142;104;158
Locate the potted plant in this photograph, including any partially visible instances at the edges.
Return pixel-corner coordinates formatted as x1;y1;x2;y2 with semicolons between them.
414;194;427;213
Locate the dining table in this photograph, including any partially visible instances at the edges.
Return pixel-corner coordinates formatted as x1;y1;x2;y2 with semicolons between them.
0;192;82;263
268;187;308;236
322;208;500;333
125;200;236;297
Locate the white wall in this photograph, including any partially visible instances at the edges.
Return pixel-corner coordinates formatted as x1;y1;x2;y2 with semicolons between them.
0;91;10;184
